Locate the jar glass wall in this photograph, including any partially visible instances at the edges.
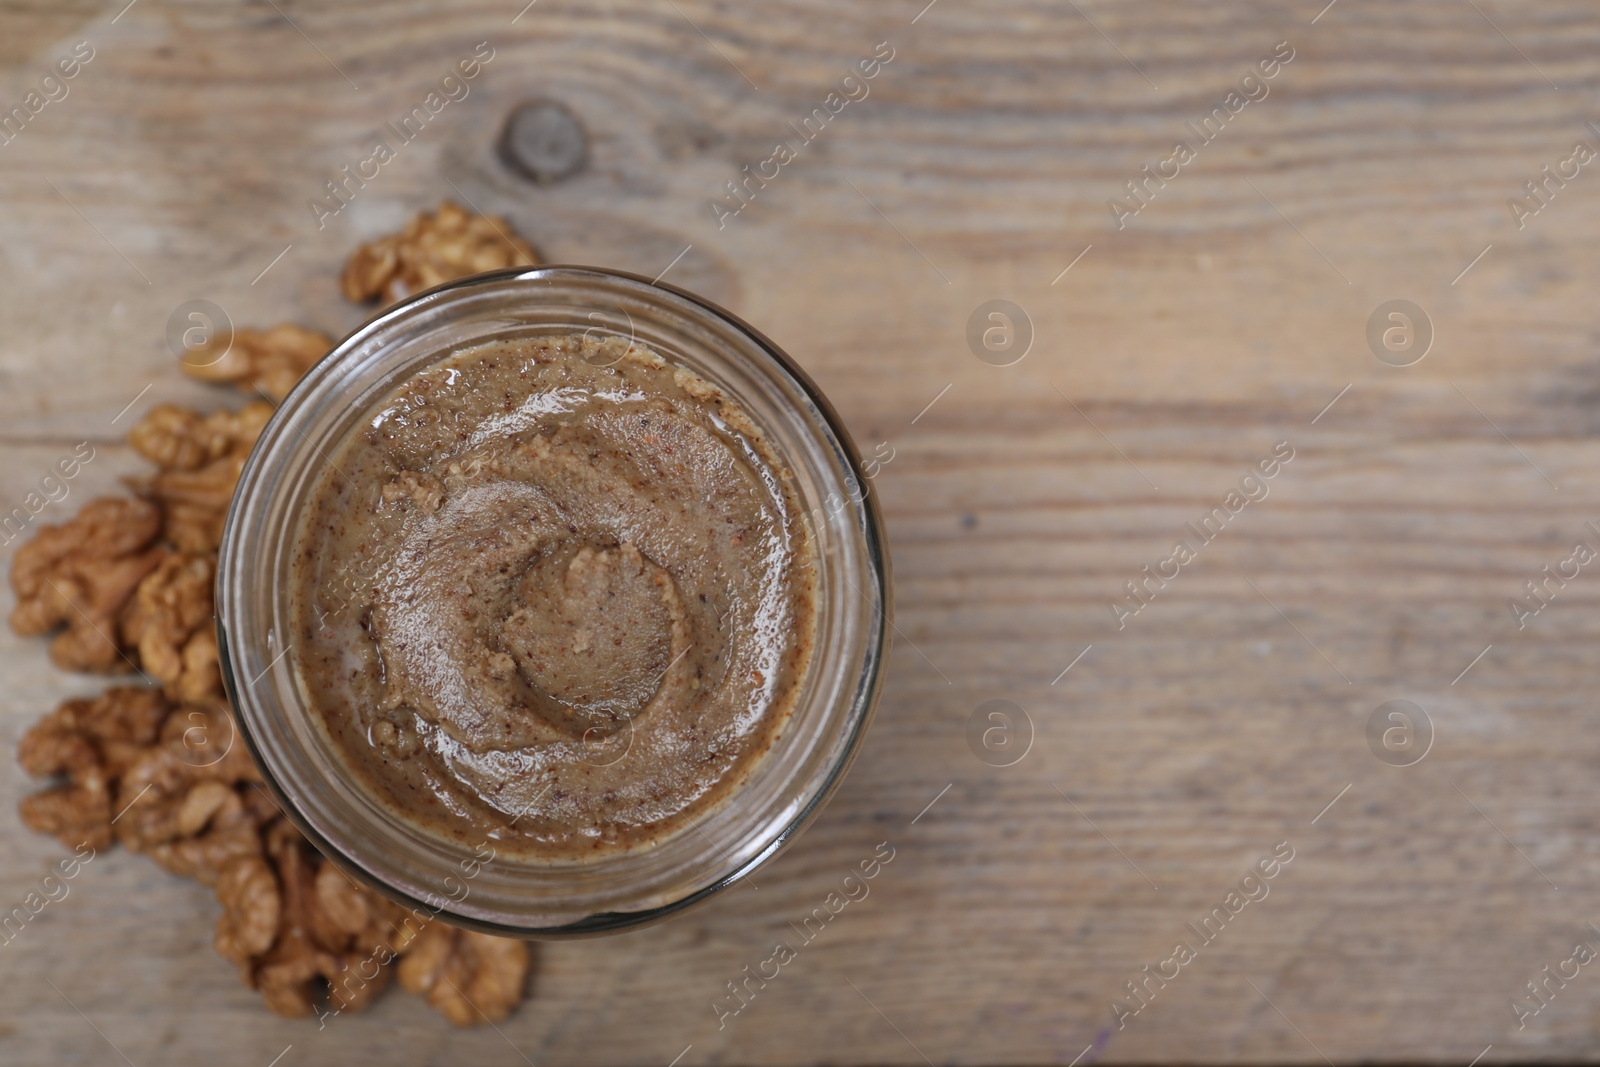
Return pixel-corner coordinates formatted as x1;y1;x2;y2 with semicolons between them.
216;267;890;937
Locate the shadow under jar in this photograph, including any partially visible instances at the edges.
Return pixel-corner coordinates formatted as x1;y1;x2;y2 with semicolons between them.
217;267;890;938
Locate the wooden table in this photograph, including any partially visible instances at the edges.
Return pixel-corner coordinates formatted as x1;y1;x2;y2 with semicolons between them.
4;0;1600;1062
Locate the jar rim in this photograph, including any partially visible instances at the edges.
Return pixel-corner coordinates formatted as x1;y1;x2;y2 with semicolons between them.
216;265;892;938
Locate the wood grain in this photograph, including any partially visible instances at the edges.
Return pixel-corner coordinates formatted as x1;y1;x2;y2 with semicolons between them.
4;0;1600;1063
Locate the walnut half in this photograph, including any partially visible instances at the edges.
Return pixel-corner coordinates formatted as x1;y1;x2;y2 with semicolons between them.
182;326;331;401
9;497;166;672
397;924;531;1026
133;402;274;554
16;687;169;850
121;553;218;701
341;202;538;306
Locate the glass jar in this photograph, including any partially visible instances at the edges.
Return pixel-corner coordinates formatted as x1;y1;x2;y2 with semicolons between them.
216;266;890;937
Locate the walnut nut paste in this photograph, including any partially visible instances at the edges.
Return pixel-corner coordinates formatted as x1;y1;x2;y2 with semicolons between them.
291;334;817;862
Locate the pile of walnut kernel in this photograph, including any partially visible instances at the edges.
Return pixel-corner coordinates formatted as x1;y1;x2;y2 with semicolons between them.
9;204;539;1026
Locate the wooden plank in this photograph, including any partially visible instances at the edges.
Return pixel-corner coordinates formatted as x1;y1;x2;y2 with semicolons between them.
3;0;1600;1062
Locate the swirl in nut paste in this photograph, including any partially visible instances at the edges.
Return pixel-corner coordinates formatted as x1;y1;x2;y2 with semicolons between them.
291;334;816;861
